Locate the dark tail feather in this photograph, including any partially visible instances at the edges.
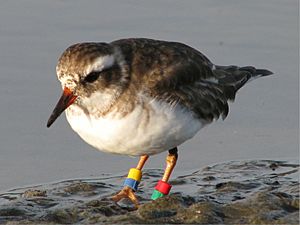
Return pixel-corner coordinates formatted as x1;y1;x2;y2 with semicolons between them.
232;66;273;91
239;66;273;77
213;65;273;101
255;69;273;76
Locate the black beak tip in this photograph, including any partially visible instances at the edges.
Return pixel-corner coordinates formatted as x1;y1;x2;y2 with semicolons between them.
46;119;53;128
46;113;57;128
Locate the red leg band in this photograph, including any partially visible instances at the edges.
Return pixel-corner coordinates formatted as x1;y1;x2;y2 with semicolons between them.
155;180;172;195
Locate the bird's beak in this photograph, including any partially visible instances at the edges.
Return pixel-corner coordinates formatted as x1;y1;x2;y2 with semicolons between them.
47;87;77;128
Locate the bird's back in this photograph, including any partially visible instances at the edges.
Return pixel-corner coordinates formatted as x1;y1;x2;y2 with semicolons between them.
111;38;273;122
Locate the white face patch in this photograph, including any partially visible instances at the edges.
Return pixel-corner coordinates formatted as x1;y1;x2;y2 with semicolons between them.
81;90;117;114
58;76;77;90
85;55;115;75
56;69;80;90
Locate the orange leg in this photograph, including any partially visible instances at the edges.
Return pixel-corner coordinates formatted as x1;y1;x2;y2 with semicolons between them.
162;148;178;182
111;155;149;208
136;155;149;170
151;147;178;200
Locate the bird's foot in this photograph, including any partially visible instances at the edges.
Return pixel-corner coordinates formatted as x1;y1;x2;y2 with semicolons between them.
111;186;139;208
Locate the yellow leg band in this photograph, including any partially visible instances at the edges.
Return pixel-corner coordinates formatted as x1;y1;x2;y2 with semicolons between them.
127;168;142;182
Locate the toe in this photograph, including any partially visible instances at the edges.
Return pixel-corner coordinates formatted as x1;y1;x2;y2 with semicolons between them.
111;186;139;208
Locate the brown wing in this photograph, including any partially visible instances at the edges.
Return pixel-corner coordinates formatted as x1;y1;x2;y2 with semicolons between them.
153;63;272;122
111;38;272;122
153;70;234;122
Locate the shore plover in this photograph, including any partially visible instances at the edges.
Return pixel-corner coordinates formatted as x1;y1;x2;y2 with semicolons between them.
47;38;272;207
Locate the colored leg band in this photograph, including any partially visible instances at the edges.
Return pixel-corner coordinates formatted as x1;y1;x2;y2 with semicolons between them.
151;180;172;200
123;168;142;191
123;178;139;191
127;168;142;182
155;180;172;195
151;189;165;200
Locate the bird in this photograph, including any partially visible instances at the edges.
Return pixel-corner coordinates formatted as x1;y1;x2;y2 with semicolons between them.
47;38;273;207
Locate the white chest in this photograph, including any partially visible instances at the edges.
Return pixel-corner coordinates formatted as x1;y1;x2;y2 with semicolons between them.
65;100;204;156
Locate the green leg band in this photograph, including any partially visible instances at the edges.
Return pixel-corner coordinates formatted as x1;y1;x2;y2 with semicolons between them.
151;189;165;200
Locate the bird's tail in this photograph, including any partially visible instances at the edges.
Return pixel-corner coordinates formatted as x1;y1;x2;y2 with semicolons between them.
212;65;273;100
236;66;273;87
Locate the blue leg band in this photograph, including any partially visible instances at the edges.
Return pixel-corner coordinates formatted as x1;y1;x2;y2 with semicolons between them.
123;178;139;191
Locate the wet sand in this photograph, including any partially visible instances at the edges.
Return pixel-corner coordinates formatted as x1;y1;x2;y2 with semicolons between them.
1;160;298;224
0;0;298;191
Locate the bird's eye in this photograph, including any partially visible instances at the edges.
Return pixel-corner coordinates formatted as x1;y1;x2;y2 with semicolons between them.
84;71;100;83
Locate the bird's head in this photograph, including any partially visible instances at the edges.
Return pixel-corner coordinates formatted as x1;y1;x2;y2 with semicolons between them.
47;42;129;127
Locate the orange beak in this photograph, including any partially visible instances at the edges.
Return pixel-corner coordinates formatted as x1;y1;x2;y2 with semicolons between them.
47;87;77;128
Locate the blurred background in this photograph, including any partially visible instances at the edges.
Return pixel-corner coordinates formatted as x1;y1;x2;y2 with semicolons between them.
0;0;298;191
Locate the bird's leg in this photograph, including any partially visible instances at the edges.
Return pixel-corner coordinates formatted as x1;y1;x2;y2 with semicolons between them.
151;147;178;200
136;155;149;170
162;147;178;182
111;155;149;208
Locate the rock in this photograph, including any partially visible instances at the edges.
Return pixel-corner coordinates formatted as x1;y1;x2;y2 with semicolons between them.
22;189;47;198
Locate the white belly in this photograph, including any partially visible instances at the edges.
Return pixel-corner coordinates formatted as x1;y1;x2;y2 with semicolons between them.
65;100;204;156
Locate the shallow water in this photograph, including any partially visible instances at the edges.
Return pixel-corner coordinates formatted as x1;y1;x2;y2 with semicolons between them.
0;0;298;192
0;160;298;224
